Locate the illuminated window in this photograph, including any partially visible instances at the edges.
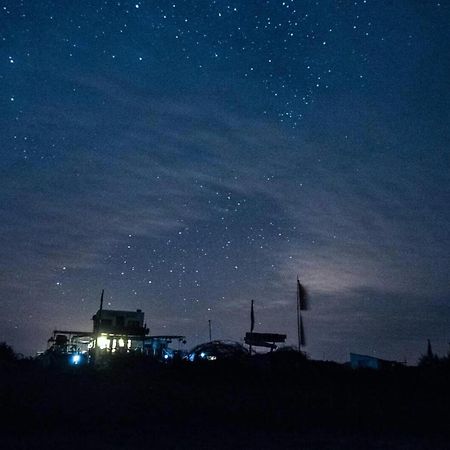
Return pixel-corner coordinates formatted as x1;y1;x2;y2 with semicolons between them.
97;336;110;349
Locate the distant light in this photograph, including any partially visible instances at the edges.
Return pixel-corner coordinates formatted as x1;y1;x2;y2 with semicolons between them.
200;352;206;358
164;354;169;360
97;336;109;349
71;354;81;365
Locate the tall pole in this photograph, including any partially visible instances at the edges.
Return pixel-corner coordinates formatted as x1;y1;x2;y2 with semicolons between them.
94;289;104;364
249;300;255;355
297;277;307;349
296;277;301;351
98;289;104;336
208;319;212;341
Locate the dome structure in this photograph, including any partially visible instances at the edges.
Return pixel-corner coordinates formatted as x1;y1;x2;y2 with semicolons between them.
187;340;249;362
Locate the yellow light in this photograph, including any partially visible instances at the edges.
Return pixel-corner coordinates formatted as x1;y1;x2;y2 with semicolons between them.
97;336;110;349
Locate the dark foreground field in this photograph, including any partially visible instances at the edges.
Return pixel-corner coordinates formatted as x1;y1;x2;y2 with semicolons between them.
1;353;449;449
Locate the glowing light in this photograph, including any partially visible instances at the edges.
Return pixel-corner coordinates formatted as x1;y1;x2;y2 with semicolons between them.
71;354;81;365
97;336;110;349
118;338;125;347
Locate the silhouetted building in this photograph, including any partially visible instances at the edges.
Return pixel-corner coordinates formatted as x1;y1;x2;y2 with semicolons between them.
91;308;148;353
41;304;186;365
350;353;404;370
144;335;187;361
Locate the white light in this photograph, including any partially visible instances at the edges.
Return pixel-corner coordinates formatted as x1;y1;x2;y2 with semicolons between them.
72;354;81;364
200;352;206;358
97;336;109;349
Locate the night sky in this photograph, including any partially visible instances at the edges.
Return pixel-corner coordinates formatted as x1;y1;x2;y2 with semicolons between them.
1;0;449;362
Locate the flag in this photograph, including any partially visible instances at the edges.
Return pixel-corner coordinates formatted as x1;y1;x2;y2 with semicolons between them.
300;315;306;347
297;278;308;311
250;300;255;332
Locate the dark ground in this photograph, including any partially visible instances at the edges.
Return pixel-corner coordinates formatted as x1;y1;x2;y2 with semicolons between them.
1;352;449;449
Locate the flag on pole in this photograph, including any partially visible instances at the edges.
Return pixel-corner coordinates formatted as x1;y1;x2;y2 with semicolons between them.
297;278;308;311
296;277;308;349
250;300;255;332
300;315;306;347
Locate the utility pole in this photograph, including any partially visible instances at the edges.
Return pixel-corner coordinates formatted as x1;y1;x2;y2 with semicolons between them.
94;289;104;364
249;300;255;355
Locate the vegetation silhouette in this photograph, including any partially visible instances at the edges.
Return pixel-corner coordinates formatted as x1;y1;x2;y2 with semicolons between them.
0;342;449;449
0;342;18;362
418;339;449;369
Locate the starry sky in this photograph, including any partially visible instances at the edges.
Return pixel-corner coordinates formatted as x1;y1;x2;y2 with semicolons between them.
1;0;449;362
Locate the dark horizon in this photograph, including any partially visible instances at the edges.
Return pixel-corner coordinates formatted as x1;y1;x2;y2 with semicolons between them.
1;1;449;362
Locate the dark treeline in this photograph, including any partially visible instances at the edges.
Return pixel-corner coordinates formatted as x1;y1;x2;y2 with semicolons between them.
1;343;449;449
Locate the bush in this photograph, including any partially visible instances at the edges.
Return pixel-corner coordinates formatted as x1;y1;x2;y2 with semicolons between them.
0;342;18;362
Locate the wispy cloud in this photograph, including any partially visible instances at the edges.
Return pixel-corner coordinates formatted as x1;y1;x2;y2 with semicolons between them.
1;73;449;359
